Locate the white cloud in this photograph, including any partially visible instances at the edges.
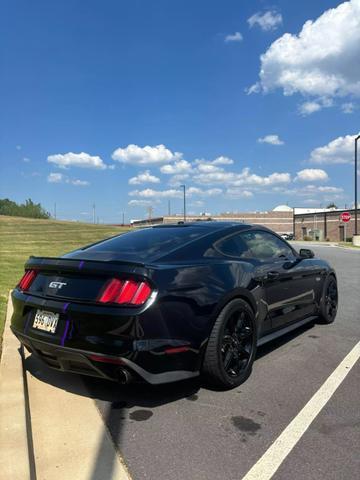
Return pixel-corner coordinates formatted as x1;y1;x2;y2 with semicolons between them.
298;98;333;115
23;157;31;162
309;133;359;164
70;179;90;187
225;32;243;43
269;184;344;199
257;134;284;145
298;101;322;116
187;187;222;197
128;199;153;207
246;83;261;95
341;102;356;113
112;144;182;165
129;187;222;199
212;156;234;165
16;145;22;150
160;159;192;174
128;170;160;185
225;189;254;198
47;173;64;183
295;168;328;182
196;163;224;173
168;174;190;187
318;186;343;193
189;200;205;207
249;0;360;104
47;172;89;186
47;152;107;170
248;10;282;31
193;157;233;173
129;188;183;199
193;167;291;187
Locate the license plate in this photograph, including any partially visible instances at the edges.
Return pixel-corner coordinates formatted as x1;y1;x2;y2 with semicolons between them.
33;310;59;334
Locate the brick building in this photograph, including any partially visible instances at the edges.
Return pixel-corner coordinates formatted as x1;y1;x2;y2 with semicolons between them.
294;208;359;242
131;205;294;235
131;206;359;242
161;211;293;234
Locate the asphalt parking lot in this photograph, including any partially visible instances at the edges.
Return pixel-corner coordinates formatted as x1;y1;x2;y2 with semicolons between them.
26;244;360;480
72;243;359;480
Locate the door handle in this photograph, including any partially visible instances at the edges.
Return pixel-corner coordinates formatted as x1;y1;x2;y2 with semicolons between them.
266;271;280;280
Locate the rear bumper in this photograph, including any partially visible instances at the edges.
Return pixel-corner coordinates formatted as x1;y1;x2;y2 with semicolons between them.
10;286;206;383
11;328;200;384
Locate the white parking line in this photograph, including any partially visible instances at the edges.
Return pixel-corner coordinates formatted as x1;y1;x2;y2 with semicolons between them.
241;340;360;480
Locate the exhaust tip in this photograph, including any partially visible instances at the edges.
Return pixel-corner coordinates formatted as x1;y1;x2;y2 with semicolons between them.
117;368;132;384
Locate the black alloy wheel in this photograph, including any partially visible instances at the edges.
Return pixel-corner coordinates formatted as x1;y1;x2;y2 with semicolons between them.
202;298;257;389
324;278;338;320
221;310;253;377
318;276;338;324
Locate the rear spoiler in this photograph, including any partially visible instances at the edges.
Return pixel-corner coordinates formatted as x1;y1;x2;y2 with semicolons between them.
25;256;147;276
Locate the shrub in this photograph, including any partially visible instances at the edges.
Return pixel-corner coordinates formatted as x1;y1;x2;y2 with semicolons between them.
0;198;50;219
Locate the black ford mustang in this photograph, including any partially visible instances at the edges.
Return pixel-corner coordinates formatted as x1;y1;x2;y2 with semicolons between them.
11;222;338;389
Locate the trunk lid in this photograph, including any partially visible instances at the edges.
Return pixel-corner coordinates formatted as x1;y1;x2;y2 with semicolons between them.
24;256;150;304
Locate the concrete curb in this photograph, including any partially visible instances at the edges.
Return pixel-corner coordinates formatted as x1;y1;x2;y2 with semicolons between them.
0;294;132;480
290;241;360;251
0;294;31;479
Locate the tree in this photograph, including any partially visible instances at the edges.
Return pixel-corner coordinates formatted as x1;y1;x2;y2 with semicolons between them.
326;202;338;210
0;198;50;219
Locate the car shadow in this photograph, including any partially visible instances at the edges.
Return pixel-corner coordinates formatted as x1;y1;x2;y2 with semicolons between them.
24;353;201;408
25;318;316;405
24;320;318;480
256;319;316;360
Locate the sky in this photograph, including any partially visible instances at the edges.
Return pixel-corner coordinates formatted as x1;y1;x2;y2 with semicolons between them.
1;0;359;223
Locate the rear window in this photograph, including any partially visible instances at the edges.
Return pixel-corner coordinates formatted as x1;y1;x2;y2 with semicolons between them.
78;226;208;261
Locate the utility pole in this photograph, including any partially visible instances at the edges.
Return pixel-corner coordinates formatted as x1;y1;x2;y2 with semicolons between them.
168;200;171;216
54;202;57;220
92;203;96;224
147;206;154;222
355;135;360;235
292;207;295;238
180;184;186;222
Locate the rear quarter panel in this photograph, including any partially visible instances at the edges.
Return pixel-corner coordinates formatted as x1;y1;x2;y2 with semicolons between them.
140;260;267;348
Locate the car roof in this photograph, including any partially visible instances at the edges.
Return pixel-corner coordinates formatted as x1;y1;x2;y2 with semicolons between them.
151;221;252;231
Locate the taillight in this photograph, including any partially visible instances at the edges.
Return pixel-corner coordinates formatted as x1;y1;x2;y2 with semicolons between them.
98;278;153;305
18;270;38;291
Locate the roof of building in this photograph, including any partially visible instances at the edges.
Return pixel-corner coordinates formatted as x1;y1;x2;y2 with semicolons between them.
273;205;293;212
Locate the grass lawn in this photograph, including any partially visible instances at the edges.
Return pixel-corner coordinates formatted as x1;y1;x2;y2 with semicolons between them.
0;215;129;353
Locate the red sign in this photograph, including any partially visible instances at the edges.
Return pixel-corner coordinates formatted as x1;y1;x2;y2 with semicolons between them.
340;212;351;223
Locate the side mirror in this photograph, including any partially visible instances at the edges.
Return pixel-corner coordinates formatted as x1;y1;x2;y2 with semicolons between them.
299;248;314;259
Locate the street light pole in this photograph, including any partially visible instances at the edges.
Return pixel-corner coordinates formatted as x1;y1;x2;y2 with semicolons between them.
180;185;186;222
355;135;360;236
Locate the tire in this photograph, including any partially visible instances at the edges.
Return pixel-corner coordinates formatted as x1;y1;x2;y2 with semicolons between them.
202;298;257;390
317;275;338;324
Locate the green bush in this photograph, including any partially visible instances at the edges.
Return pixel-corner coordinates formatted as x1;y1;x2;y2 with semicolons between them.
0;198;50;219
303;235;313;241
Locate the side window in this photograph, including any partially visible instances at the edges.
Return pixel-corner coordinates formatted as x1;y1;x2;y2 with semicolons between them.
241;231;295;261
216;233;254;259
216;230;295;261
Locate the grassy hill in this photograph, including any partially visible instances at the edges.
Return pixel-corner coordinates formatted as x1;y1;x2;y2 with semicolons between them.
0;215;129;351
